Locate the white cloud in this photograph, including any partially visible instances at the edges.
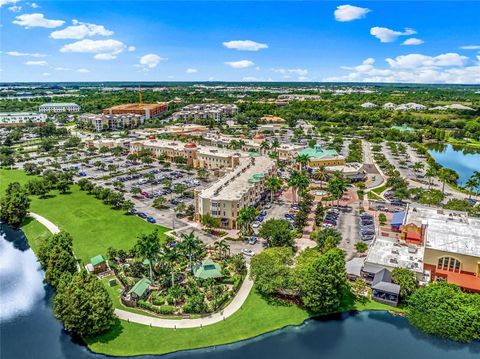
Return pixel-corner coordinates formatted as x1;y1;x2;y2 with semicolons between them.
54;67;90;73
461;45;480;50
223;40;268;51
242;76;261;81
42;72;51;76
76;68;90;73
225;60;255;69
402;38;424;46
385;53;468;68
25;60;48;66
31;2;39;8
6;51;47;57
50;22;113;39
128;46;136;52
8;5;21;12
334;5;370;22
324;53;479;84
13;13;65;28
370;27;416;43
272;68;309;77
60;39;126;60
139;54;166;69
186;68;198;73
0;0;19;7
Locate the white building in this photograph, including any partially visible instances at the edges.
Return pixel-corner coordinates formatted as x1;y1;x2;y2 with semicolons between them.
39;102;81;113
79;114;145;132
0;112;47;126
172;104;238;121
361;102;377;108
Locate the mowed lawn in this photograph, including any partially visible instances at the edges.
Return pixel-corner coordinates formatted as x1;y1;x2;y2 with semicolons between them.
86;290;310;357
21;217;52;253
1;169;168;263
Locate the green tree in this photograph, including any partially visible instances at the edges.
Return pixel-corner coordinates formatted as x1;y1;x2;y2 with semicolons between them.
407;282;480;342
201;213;220;232
134;230;161;281
179;231;204;269
327;175;348;206
438;167;459;194
378;213;387;225
53;271;115;337
355;241;368;253
237;207;257;236
299;248;348;313
0;182;30;227
259;219;294;247
391;268;418;302
250;247;295;296
265;176;283;202
310;227;342;253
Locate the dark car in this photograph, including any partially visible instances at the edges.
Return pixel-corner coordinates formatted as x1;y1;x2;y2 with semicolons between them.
138;212;147;219
147;217;156;223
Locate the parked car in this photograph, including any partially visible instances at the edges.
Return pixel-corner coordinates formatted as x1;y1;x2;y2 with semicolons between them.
242;248;255;257
248;236;258;245
137;212;147;219
264;204;272;209
251;221;261;228
147;216;156;223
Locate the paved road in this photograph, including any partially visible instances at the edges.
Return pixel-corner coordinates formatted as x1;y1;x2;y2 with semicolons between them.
115;271;254;328
29;212;60;234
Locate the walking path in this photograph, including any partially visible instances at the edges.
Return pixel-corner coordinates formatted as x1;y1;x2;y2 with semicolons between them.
29;212;81;271
29;212;60;234
115;272;254;328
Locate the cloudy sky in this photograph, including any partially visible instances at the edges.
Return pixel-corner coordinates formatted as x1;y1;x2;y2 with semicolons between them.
1;1;479;83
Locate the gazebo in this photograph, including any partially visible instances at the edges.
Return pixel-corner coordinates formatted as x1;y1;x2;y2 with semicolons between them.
193;258;222;280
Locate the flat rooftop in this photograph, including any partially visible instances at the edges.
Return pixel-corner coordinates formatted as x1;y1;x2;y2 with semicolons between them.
406;205;480;257
106;103;167;110
366;236;425;273
40;102;79;107
199;156;275;201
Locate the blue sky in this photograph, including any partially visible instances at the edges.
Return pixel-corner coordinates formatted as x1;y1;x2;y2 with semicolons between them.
1;1;479;83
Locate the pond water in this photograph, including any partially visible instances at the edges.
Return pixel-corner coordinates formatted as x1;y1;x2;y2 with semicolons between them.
427;144;480;186
1;224;479;359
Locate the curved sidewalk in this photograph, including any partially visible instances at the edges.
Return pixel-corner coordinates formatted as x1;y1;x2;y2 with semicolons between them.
115;273;254;329
29;212;60;234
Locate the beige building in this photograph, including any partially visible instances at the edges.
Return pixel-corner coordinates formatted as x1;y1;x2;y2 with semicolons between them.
130;139;242;170
195;155;276;229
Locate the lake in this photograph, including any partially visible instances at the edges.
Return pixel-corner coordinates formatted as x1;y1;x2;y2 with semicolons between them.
1;224;479;359
427;144;480;186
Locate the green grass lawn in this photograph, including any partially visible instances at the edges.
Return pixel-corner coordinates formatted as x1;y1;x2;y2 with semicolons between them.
1;169;168;264
86;290;310;356
21;217;52;253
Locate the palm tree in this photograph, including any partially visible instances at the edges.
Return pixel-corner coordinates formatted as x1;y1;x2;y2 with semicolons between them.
271;138;280;153
327;176;348;207
260;141;270;154
295;154;310;170
265;176;283;202
438;168;459;194
215;239;230;259
180;231;203;270
412;162;424;173
465;177;478;199
161;245;180;287
288;170;310;204
237;207;257;236
134;230;160;282
314;166;328;187
424;166;437;189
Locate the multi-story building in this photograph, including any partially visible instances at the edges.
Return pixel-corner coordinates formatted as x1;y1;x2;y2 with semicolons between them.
298;144;345;168
195;155;276;229
129;139;242;170
172;104;237;121
277;143;306;161
39;103;81;113
0;112;47;126
103;103;168;119
86;138;131;149
79;114;145;132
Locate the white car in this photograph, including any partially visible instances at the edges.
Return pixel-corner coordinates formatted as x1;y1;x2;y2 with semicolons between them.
251;221;261;228
242;248;254;257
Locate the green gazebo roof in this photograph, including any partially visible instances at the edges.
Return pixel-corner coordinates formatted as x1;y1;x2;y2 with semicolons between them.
90;255;105;267
248;177;261;183
253;173;265;179
193;258;222;279
248;152;260;157
129;278;151;297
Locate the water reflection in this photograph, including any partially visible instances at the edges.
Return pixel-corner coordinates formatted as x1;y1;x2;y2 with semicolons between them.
0;225;45;322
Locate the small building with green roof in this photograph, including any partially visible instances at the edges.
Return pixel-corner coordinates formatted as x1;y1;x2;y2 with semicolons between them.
193;258;222;280
298;144;345;168
89;254;107;273
128;278;152;300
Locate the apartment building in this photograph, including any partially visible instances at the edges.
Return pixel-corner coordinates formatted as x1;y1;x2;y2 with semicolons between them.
103;103;168;119
129;139;242;170
172;104;238;121
39;103;81;113
0;112;47;126
195;156;276;229
79;114;145;132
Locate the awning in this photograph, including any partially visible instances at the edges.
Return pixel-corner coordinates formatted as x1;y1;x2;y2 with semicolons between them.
391;211;405;226
435;269;480;293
